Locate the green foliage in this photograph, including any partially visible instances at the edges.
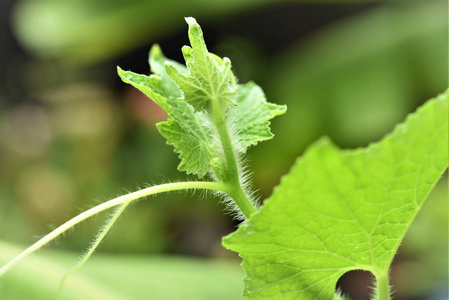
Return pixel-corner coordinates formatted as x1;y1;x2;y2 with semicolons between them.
223;92;448;299
252;2;447;193
118;47;216;178
232;83;287;149
2;14;447;300
118;17;285;179
118;18;447;299
165;17;236;111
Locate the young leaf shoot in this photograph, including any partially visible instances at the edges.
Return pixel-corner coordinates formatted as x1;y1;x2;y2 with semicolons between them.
1;17;447;300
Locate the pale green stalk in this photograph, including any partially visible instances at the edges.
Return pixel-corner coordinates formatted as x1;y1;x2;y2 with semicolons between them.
57;201;131;298
374;272;391;300
210;93;257;218
0;181;227;276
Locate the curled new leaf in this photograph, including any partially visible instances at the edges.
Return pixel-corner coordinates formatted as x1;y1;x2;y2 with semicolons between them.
118;48;215;178
118;17;285;178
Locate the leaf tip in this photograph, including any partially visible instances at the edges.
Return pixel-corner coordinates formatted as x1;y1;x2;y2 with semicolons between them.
181;45;193;59
314;135;334;147
149;44;162;59
116;66;126;78
185;16;204;46
275;104;287;116
184;17;197;26
164;61;175;72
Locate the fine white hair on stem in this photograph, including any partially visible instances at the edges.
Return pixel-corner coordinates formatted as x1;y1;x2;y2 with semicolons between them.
204;106;261;220
0;181;227;277
335;288;351;300
57;201;131;298
370;271;393;300
227;110;260;207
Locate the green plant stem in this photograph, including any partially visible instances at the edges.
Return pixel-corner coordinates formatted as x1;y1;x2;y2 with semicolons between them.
57;201;131;298
375;272;391;300
210;95;257;218
0;181;226;277
227;185;257;218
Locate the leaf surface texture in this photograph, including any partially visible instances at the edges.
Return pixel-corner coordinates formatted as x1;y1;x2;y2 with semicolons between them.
223;92;448;299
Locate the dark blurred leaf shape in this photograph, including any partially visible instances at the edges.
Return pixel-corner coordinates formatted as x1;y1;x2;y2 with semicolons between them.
252;2;447;193
11;0;267;64
0;241;243;300
396;177;448;297
268;1;447;150
12;0;393;64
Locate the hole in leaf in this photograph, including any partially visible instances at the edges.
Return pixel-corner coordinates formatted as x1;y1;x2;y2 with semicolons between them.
336;270;375;300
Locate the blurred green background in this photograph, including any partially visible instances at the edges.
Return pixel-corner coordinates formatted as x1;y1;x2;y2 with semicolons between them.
0;0;447;299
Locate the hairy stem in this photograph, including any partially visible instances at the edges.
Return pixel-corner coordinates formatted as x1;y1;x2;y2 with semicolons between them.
374;272;391;300
227;186;257;219
0;181;226;276
210;95;257;218
57;201;130;298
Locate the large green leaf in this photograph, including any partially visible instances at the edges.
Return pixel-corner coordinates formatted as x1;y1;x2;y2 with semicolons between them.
223;91;448;299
